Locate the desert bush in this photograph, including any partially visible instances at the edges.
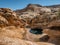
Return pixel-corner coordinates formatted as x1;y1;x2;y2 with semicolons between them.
57;9;60;19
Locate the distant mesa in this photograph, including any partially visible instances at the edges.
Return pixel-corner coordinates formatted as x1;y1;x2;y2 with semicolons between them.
27;4;42;7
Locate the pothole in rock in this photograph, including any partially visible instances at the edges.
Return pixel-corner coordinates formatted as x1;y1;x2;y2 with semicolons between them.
29;28;43;34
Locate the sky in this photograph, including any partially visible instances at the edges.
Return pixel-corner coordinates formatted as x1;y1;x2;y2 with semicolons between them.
0;0;60;10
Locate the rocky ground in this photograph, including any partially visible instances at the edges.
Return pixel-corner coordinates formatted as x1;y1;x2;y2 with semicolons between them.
0;4;60;45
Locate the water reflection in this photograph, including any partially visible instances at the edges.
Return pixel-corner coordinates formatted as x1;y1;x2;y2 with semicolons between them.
30;28;43;34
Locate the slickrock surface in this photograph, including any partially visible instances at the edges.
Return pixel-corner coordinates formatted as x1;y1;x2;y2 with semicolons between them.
15;4;60;45
0;4;60;45
0;26;55;45
15;4;60;28
0;8;23;27
0;37;55;45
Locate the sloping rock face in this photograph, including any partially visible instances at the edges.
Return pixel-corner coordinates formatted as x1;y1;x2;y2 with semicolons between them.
15;4;60;45
0;26;55;45
15;4;60;28
0;4;60;45
0;37;55;45
0;8;25;28
0;8;55;45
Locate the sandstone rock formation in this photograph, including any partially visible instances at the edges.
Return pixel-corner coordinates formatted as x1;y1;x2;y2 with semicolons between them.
15;4;60;28
0;4;60;45
0;37;55;45
15;4;60;45
0;8;25;28
0;26;55;45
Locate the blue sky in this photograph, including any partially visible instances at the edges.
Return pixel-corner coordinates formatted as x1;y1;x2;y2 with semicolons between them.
0;0;60;10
